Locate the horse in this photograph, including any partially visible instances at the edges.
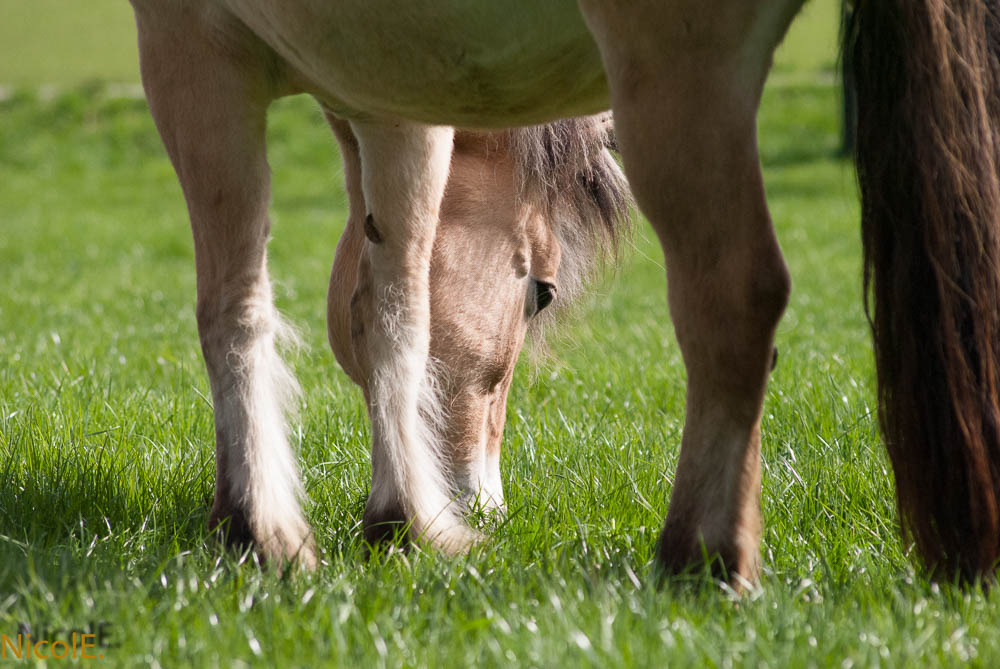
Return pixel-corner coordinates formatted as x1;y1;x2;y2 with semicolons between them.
129;0;1000;583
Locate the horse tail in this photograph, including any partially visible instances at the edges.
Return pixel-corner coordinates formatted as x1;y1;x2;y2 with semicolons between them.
851;0;1000;579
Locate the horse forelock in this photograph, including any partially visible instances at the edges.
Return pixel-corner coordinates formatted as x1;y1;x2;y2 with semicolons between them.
505;114;633;340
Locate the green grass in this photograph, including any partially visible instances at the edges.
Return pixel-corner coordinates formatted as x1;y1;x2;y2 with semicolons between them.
4;2;999;667
0;0;139;85
774;0;843;77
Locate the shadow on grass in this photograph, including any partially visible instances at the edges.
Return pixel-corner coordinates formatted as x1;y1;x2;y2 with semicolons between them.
0;433;209;551
0;429;374;585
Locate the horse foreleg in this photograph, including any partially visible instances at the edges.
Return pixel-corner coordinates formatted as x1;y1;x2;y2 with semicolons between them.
348;120;480;553
580;0;799;583
134;9;315;567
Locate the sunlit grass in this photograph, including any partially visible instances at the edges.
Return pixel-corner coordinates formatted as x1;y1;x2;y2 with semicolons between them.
1;77;997;667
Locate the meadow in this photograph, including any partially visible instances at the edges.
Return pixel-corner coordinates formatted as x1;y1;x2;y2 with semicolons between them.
2;2;998;666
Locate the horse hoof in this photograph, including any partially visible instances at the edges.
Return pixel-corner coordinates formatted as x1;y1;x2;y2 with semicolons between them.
361;504;484;557
362;505;411;552
257;523;318;571
654;523;759;588
209;504;318;570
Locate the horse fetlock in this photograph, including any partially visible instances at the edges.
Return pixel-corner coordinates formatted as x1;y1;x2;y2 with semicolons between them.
210;495;317;569
655;510;761;585
366;450;484;555
362;501;410;549
657;435;763;586
209;497;255;549
362;498;482;556
254;515;318;570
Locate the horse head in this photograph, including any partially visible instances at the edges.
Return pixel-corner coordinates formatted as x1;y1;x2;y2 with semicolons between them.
327;115;630;541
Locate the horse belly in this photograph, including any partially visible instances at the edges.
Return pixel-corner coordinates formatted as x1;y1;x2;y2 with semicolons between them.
223;0;610;126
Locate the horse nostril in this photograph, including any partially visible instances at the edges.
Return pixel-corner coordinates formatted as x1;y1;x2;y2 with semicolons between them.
535;279;556;313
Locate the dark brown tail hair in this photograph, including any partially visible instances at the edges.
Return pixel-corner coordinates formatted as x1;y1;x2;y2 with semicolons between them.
852;0;1000;579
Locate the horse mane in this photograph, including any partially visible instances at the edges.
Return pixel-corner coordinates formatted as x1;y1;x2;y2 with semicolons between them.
505;114;633;335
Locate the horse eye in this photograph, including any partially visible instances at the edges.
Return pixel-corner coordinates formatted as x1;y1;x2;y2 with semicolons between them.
531;278;556;317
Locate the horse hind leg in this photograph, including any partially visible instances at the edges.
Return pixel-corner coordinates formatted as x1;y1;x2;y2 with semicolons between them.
653;126;786;583
580;0;800;583
134;10;315;567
